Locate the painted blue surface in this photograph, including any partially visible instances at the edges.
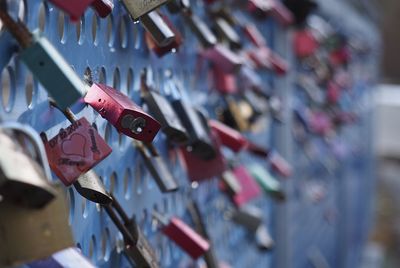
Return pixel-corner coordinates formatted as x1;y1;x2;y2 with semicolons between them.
0;0;377;268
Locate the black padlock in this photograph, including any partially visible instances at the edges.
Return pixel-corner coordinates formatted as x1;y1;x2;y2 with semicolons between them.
134;141;179;193
183;11;217;48
140;70;189;145
171;99;216;160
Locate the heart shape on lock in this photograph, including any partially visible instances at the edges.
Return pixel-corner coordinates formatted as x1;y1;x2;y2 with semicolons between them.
61;133;86;158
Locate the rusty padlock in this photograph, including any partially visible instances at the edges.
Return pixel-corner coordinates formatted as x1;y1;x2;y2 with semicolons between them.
84;82;161;142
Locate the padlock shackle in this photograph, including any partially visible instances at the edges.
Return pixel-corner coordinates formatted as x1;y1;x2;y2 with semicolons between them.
1;122;53;182
49;99;78;123
0;1;32;48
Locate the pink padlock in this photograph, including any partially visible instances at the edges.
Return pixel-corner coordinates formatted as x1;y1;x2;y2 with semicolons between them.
242;24;266;48
309;111;332;136
232;165;262;207
202;44;243;73
211;65;238;94
248;47;288;75
84;83;161;142
293;29;319;58
161;216;210;259
268;151;292;178
209;119;248;153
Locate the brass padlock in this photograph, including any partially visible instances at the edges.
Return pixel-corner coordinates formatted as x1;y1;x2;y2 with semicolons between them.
0;184;74;267
0;122;56;209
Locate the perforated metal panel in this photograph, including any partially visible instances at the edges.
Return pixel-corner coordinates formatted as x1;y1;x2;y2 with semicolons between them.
0;0;378;268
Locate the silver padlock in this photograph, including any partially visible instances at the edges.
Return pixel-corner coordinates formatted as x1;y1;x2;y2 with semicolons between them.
0;122;56;209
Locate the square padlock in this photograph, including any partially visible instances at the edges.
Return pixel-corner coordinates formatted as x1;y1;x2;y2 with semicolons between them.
43;118;112;186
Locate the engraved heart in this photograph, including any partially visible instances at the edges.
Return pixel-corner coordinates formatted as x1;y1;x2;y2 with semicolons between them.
61;133;86;158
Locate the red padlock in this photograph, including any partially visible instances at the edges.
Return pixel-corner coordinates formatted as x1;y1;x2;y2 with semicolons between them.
42;118;112;186
158;215;210;259
268;151;292;178
211;65;238;94
145;13;183;57
248;0;294;26
208;119;248;153
293;29;319;58
242;24;267;48
326;81;341;104
84;83;161;142
248;47;288;75
49;0;113;22
232;165;261;207
329;46;350;67
91;0;114;18
179;131;227;182
202;44;243;73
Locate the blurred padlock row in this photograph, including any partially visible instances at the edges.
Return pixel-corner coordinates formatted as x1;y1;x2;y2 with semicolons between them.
0;0;377;267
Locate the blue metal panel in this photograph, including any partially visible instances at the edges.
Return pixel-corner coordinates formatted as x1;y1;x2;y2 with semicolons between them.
0;0;378;267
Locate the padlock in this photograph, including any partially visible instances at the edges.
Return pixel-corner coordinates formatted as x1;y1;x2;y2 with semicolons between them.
247;142;270;159
103;197;159;267
231;165;261;207
171;99;216;160
208;119;248;153
0;123;56;209
309;111;332;136
214;17;242;49
219;95;251;131
211;65;238;94
141;71;189;144
121;0;168;20
283;0;318;25
0;184;74;267
42;117;112;186
91;0;114;18
187;200;220;268
326;81;341;104
48;0;94;21
248;47;289;75
202;44;243;74
269;151;292;178
140;11;176;47
49;0;113;21
248;0;294;26
0;9;85;110
166;0;191;13
255;224;274;250
134;141;179;193
145;14;183;57
183;11;217;48
231;205;263;232
248;164;286;201
153;212;210;259
220;170;242;196
84;82;161;142
179;130;227;182
293;29;319;58
27;247;96;268
242;24;266;48
43;103;112;204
